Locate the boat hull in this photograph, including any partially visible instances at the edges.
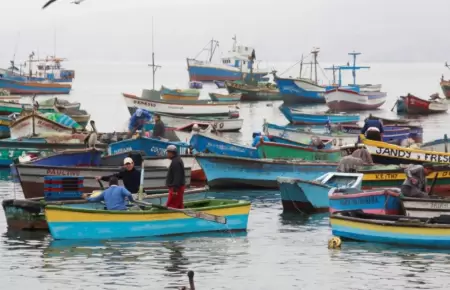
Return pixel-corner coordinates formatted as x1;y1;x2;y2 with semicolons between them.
190;133;258;158
329;190;401;214
330;213;450;248
10;113;74;139
45;200;251;239
196;154;338;189
143;156;205;182
123;93;238;117
404;94;448;114
325;89;387;111
209;93;242;102
401;197;450;218
15;164;192;199
274;77;326;104
160;86;200;101
108;137;190;156
0;78;71;95
440;80;450;98
279;106;359;125
225;82;282;101
188;63;267;82
256;141;342;161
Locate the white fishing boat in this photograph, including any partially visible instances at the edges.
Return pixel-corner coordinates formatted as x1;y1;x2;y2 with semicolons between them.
155;112;243;132
143;155;204;181
401;197;450;218
122;93;239;117
325;87;387;111
10;111;74;139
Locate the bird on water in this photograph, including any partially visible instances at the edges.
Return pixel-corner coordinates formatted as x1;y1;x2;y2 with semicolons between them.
42;0;86;9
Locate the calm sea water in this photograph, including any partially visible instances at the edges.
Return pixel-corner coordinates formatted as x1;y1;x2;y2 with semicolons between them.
2;62;450;289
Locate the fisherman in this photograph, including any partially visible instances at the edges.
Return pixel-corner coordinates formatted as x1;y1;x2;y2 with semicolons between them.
166;145;185;209
361;115;384;141
337;148;373;172
95;157;141;194
82;176;135;210
152;114;166;139
401;164;434;198
128;108;152;138
251;132;270;147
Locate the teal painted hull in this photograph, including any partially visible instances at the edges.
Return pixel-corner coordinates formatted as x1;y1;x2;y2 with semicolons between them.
48;214;249;240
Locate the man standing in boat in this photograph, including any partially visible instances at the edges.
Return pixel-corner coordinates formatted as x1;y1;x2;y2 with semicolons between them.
401;164;434;198
128;108;152;138
165;145;185;209
95;157;141;194
360;115;384;141
152;114;166;139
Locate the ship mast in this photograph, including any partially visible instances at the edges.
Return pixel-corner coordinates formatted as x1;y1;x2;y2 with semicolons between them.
148;16;161;91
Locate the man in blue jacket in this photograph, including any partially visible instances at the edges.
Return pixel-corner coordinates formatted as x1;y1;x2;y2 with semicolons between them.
361;115;384;141
128;108;152;137
82;176;135;210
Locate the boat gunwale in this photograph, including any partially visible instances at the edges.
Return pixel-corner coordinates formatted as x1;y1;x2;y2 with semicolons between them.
330;189;401;200
257;140;341;153
45;199;251;215
123;93;238;106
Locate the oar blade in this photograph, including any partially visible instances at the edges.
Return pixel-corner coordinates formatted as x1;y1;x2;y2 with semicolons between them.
182;209;227;224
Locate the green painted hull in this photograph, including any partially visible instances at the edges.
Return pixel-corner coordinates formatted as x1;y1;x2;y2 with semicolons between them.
0;148;53;167
257;143;342;161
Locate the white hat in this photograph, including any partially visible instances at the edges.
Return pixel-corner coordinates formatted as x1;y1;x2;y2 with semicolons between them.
123;157;134;164
166;145;177;152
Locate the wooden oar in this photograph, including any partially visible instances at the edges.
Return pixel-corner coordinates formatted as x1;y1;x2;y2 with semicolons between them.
428;172;439;195
133;200;227;224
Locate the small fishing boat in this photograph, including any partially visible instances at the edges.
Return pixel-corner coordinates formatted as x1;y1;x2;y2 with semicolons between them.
279;106;360;125
256;139;342;161
263;122;356;146
45;199;251;240
330;210;450;248
123;93;239;117
2;187;209;231
401;197;450;218
108;136;190;157
18;148;103;167
196;154;339;189
190;132;259;158
160;86;200;101
214;80;226;88
40;97;81;111
0;75;72;95
340;125;411;145
225;81;281;101
277;173;363;213
209;92;242;102
189;81;203;89
0;100;33;115
402;93;448;114
14;163;192;199
145;112;243;132
10;111;82;139
356;135;450;165
325;87;387;111
440;75;450;98
329;189;401;214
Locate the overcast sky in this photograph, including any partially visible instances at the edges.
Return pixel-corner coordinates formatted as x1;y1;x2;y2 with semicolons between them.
1;0;450;65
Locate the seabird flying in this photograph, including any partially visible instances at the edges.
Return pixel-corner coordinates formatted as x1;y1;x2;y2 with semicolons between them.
42;0;85;9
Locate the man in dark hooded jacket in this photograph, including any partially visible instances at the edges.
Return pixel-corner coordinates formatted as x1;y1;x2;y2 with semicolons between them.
165;145;185;209
401;164;433;198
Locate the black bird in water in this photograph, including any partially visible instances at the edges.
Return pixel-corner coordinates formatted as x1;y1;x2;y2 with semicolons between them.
42;0;85;9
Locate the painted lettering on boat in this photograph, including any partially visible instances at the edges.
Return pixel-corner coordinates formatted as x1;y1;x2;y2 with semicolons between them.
439;171;450;177
13;121;31;130
151;146;167;156
375;147;411;159
112;147;132;154
206;142;245;153
423;153;450;163
133;100;156;107
430;202;450;209
339;195;379;205
37;120;64;132
46;169;80;176
374;173;399;180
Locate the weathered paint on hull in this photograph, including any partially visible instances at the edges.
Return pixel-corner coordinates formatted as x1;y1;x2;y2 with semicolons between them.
0;79;71;95
257;142;342;161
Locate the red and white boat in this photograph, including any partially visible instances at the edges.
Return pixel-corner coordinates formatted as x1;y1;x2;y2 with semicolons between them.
403;93;448;114
325;86;387;111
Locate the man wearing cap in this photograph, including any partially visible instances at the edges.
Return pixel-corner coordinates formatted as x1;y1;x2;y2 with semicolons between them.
165;145;185;209
128;108;152;138
95;157;141;194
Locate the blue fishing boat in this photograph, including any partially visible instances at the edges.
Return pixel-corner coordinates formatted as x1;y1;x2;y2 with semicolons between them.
277;173;363;214
339;125;411;145
23;148;102;167
267;135;332;149
329;189;401;215
0;75;71;95
108;137;190;157
279;106;360;125
195;154;339;189
330;211;450;248
190;132;258;158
